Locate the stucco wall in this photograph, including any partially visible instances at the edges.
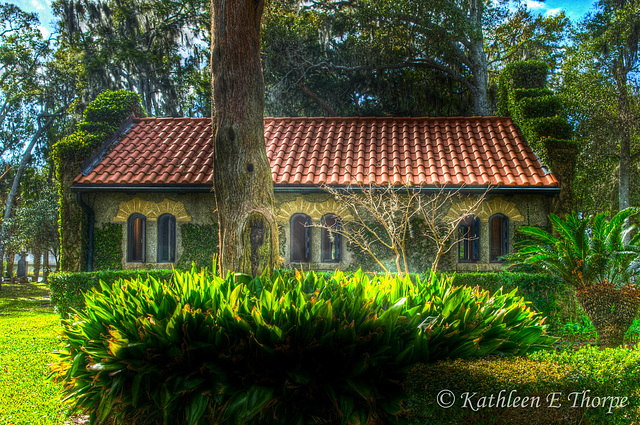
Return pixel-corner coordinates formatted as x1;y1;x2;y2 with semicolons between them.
85;190;552;273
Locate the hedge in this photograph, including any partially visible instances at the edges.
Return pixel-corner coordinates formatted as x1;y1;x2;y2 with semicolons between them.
48;269;174;318
404;349;640;424
449;272;579;329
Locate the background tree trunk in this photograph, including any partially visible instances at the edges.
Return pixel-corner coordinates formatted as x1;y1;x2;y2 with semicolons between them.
32;248;41;282
211;0;278;276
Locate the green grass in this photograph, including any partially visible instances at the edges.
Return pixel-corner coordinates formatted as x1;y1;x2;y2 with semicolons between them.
0;282;66;425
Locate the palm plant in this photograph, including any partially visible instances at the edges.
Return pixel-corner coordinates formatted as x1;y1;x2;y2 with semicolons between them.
511;208;640;347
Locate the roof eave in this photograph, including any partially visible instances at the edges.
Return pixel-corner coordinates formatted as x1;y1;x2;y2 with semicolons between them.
273;184;561;195
72;184;213;193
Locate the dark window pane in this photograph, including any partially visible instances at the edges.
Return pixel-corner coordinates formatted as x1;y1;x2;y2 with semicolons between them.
128;214;146;262
490;215;508;262
291;214;311;262
322;214;341;262
458;216;478;262
157;214;176;263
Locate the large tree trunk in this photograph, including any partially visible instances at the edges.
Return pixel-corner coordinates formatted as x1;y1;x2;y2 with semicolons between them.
616;74;632;212
211;0;278;276
576;282;640;348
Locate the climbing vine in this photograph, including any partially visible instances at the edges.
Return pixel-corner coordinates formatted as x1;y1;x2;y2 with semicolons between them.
498;60;577;213
93;223;123;270
51;90;145;272
176;223;219;271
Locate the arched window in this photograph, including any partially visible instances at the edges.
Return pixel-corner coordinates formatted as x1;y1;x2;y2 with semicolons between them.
157;214;176;263
489;214;508;262
458;215;479;262
321;214;342;262
127;213;146;262
290;213;311;262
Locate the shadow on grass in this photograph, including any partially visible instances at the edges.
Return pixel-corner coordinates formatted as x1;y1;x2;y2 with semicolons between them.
0;281;53;315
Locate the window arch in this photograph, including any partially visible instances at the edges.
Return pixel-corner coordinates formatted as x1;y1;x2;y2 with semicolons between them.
489;214;508;262
157;214;176;263
290;213;311;262
321;214;342;263
458;215;479;262
127;213;146;262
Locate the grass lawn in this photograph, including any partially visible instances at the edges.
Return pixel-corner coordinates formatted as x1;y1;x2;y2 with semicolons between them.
0;282;66;425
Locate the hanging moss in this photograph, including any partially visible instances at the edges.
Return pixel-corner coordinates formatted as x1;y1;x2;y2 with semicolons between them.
93;223;123;270
176;223;219;271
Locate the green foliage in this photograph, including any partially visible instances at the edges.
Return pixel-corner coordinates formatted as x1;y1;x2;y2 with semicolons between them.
504;61;549;90
78;90;146;135
450;272;578;329
511;88;554;103
526;116;573;141
499;60;575;173
512;209;640;289
53;0;210;117
511;209;640;346
52;90;145;166
531;346;640;423
52;268;553;424
48;269;174;318
176;223;218;271
51;89;145;272
517;95;562;119
93;223;123;270
405;352;640;424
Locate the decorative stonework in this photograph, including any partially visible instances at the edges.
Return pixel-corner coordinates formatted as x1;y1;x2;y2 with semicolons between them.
113;197;192;222
446;197;524;222
155;198;192;222
276;197;354;222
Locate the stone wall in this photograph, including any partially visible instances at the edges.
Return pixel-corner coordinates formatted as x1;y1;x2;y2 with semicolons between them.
86;190;552;273
85;192;216;270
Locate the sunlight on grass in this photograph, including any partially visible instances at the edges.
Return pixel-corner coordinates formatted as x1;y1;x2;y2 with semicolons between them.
0;282;66;425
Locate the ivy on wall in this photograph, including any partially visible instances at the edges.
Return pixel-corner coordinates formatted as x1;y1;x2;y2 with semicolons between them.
343;217;437;274
51;90;145;272
93;223;123;270
498;60;578;213
176;223;218;271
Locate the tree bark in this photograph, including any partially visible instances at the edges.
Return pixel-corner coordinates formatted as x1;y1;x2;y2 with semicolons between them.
211;0;278;276
616;74;631;212
32;248;41;282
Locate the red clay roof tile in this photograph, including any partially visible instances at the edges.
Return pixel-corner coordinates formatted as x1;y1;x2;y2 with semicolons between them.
74;116;559;188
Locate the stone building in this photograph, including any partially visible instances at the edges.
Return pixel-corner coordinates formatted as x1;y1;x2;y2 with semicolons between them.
71;116;559;273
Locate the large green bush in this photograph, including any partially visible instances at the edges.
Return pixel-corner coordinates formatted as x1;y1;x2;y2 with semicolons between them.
52;268;554;425
48;269;174;318
450;272;579;329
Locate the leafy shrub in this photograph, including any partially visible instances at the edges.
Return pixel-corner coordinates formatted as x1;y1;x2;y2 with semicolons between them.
51;268;554;425
48;269;174;318
527;116;573;140
449;272;580;329
504;61;549;90
531;347;640;423
404;357;582;424
517;95;562;119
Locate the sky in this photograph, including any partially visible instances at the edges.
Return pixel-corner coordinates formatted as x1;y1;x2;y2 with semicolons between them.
8;0;599;38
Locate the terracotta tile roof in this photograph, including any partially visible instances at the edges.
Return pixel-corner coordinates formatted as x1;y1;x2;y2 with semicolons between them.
74;116;559;188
